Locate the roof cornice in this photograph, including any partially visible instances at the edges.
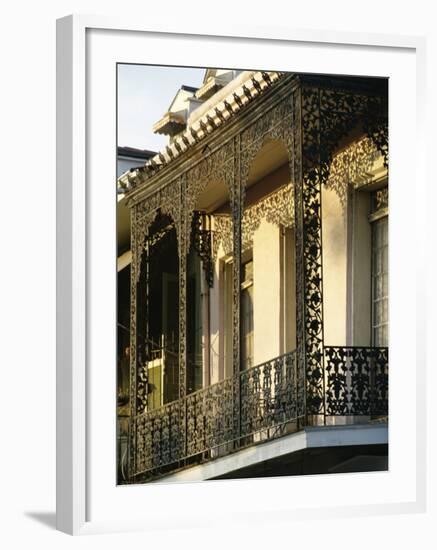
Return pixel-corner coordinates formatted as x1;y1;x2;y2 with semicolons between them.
123;72;299;207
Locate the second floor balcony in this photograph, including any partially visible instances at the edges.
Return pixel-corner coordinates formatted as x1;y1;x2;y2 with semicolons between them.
126;345;388;481
118;72;389;484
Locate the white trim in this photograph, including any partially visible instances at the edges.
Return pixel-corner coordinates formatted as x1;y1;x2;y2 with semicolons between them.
56;15;87;535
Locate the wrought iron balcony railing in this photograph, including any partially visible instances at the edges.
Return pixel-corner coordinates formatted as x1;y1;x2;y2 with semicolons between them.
324;346;388;416
129;346;388;480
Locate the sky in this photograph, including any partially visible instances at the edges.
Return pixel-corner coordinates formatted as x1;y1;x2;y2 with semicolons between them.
117;64;206;153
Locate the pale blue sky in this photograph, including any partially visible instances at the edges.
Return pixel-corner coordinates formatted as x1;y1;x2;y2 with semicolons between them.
117;64;206;153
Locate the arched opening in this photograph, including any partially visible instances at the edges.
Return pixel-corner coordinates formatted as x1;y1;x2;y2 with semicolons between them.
139;210;179;410
242;138;296;368
239;137;297;440
188;178;233;387
185;207;210;395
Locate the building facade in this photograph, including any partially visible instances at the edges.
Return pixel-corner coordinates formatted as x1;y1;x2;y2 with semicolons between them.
117;70;389;483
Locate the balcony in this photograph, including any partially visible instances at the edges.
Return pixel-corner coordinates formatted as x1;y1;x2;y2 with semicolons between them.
128;346;388;481
120;73;389;484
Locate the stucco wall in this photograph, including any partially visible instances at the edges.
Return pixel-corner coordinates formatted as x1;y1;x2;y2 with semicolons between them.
253;219;281;364
321;185;348;346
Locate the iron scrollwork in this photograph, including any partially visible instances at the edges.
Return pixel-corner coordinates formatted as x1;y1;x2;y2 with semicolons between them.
133;350;299;478
240;95;294;205
131;345;387;479
185;140;234;244
126;75;389;481
212;183;294;260
231;134;241;440
299;83;389;416
326;137;381;206
324;346;388;416
192;211;214;287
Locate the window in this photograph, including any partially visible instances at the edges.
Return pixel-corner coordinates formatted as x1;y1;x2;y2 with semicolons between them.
280;226;296;354
241;259;254;370
370;188;389;347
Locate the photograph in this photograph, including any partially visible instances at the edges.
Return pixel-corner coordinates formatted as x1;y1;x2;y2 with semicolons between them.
1;0;432;542
116;65;389;485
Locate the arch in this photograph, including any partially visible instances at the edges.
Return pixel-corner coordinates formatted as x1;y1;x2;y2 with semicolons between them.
139;209;180;412
186;171;234;390
240;97;294;192
185;140;234;244
242;138;294;253
240;136;296;374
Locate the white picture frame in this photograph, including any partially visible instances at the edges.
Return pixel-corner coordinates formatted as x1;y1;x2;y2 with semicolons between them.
56;14;427;535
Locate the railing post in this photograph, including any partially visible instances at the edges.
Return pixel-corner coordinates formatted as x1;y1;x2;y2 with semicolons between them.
232;134;242;445
292;86;306;426
178;174;188;462
294;83;326;423
128;204;145;478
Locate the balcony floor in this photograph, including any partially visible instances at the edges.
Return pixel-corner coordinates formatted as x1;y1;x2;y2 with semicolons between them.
147;422;388;484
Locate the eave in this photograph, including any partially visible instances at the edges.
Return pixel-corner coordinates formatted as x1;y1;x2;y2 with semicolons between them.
152;112;186;136
124;71;291;206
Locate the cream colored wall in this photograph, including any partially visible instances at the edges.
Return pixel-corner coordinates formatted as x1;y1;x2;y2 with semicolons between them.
281;228;296;354
253;219;282;365
208;171;296;379
321;185;348;346
208;217;292;381
209;246;225;385
210;219;296;376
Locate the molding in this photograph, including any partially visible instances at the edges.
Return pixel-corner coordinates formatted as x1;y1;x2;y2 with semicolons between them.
56;15;87;535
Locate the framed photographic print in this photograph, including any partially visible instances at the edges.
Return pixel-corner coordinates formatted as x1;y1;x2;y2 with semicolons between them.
56;15;426;535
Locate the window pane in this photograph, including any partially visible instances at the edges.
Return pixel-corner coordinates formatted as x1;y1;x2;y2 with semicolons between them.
241;284;254;369
372;214;389;347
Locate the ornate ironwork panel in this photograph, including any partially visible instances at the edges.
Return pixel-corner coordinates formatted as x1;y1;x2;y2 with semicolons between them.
299;86;326;415
186;377;234;457
240;96;294;193
326;137;381;207
240;351;298;437
292;87;306;420
324;346;388;416
133;399;182;476
317;87;388;179
132;179;182;284
192;211;214;287
363;95;388;168
178;175;188;459
132;350;298;477
212;214;232;260
185;140;234;243
129;219;140;418
232;134;241;440
370;347;389;416
128;177;185;476
130;346;386;478
298;82;388;415
212;183;294;261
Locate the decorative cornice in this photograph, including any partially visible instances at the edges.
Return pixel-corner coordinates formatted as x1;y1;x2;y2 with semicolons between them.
122;71;286;199
326;136;385;206
124;74;298;208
